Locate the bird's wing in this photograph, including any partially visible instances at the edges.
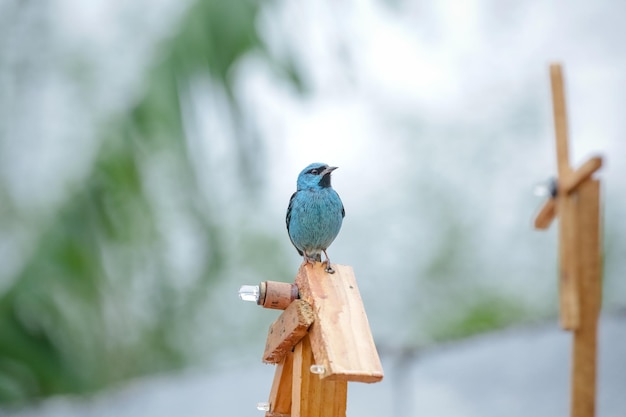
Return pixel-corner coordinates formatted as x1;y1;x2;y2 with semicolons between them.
336;189;345;218
286;191;296;230
286;191;303;256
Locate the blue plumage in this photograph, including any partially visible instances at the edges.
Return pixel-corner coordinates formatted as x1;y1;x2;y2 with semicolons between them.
286;162;345;273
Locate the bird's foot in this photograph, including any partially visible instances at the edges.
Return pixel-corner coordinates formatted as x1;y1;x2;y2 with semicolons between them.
322;250;335;274
302;255;317;267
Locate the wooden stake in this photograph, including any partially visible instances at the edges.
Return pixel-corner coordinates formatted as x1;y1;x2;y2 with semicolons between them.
550;63;580;330
260;263;383;416
570;179;602;417
550;63;572;179
266;351;294;417
292;335;347;417
534;63;604;417
534;198;556;230
558;190;580;330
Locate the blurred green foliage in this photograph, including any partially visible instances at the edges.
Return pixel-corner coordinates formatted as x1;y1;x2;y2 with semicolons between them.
429;296;529;342
0;0;294;404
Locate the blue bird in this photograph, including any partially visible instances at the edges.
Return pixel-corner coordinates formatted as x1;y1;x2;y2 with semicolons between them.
286;162;345;273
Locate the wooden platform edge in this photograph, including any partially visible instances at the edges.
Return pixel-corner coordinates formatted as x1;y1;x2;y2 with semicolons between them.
296;263;384;384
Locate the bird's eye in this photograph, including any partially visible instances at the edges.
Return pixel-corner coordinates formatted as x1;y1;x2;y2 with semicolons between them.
310;169;319;175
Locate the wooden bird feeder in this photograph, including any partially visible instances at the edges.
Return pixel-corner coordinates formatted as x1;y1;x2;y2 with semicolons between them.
246;263;383;417
534;63;603;417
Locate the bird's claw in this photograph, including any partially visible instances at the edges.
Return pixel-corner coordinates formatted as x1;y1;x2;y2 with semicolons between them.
302;256;317;267
322;250;335;273
302;252;335;273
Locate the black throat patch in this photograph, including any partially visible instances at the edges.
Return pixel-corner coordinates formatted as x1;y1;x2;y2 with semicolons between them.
319;173;332;188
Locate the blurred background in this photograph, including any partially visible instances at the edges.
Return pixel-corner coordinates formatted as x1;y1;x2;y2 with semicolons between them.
0;0;624;416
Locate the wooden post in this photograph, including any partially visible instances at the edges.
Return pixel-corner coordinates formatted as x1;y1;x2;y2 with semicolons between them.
570;180;602;417
292;335;348;417
550;63;579;330
266;352;294;417
260;263;383;416
534;63;603;417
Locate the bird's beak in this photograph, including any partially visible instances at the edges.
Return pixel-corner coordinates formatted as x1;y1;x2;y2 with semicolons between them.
322;166;338;176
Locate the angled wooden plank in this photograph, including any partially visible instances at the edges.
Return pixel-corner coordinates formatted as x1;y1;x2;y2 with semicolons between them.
263;300;314;364
534;157;602;230
292;335;347;417
571;179;602;417
534;199;556;230
266;351;294;417
561;157;603;195
295;263;384;383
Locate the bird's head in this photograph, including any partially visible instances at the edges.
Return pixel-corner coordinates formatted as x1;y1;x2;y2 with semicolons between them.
296;162;338;190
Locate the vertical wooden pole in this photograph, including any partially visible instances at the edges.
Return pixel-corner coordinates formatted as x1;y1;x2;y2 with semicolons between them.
535;63;603;417
550;64;573;179
292;335;347;417
571;179;602;417
550;63;580;330
266;351;294;417
559;193;581;330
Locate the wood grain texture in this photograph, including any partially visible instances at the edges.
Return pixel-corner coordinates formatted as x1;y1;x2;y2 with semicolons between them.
295;263;383;383
550;62;580;330
558;191;580;330
540;64;603;417
292;335;347;417
570;179;602;417
550;63;572;179
263;300;315;364
266;351;294;417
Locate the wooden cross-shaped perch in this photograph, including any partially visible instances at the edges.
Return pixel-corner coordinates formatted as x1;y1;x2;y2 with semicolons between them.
261;264;383;417
534;63;603;417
